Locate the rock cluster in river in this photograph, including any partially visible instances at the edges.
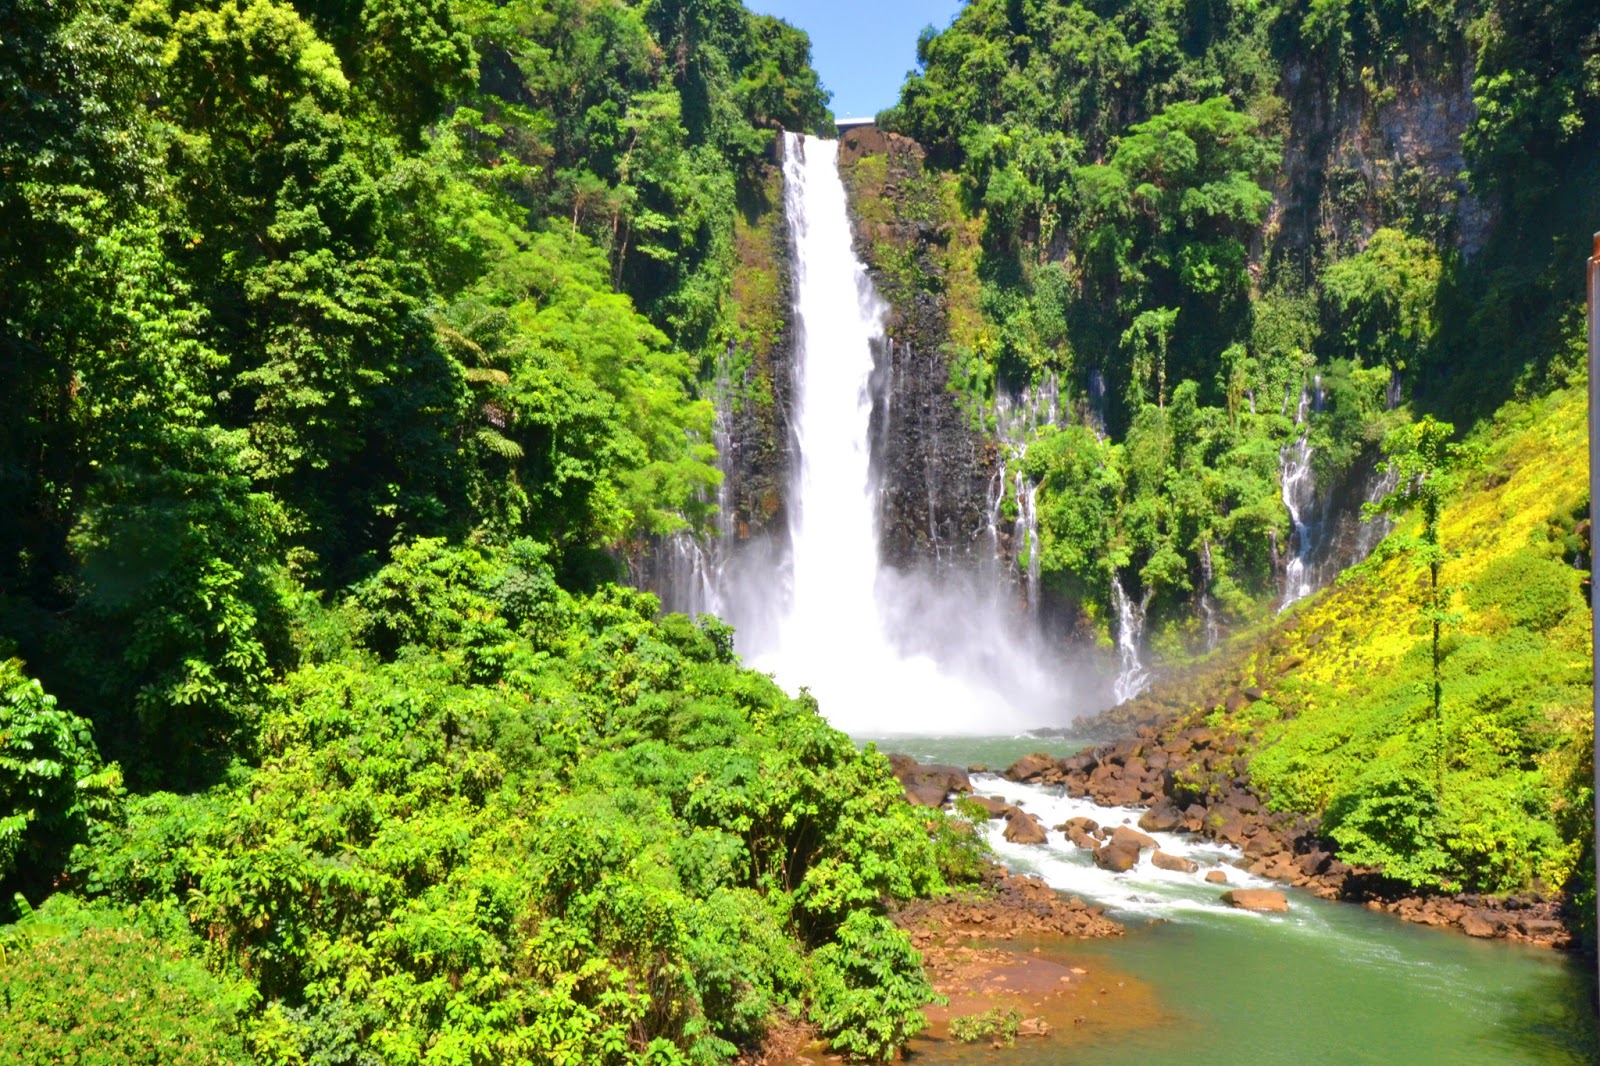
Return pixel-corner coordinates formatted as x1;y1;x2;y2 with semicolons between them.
895;868;1123;943
1000;732;1572;949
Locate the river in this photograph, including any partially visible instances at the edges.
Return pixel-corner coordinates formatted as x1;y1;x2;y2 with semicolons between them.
869;735;1598;1065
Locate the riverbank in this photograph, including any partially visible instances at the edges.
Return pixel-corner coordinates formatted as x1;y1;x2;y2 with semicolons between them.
997;722;1574;949
870;739;1597;1064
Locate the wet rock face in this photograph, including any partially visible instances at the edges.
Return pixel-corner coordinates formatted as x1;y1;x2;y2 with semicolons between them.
720;154;797;548
836;126;994;573
1275;52;1492;259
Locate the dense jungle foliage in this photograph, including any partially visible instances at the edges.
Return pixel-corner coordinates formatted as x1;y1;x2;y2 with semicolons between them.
879;0;1599;643
1196;388;1592;901
0;0;979;1061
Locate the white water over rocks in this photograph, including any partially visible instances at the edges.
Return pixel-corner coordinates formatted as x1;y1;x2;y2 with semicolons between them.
736;135;1079;734
974;774;1282;920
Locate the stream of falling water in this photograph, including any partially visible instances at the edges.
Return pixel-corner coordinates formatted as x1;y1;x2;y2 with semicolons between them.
740;134;1076;734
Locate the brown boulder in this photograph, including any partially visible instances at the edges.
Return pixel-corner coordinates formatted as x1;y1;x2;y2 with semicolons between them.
1138;802;1182;833
1093;842;1141;872
1057;816;1100;835
1297;851;1332;877
1221;889;1290;912
1205;869;1229;885
1003;810;1049;845
1005;752;1060;783
967;795;1014;819
1065;825;1099;849
1460;911;1500;938
1110;825;1159;851
1151;851;1199;874
904;782;949;808
887;755;971;807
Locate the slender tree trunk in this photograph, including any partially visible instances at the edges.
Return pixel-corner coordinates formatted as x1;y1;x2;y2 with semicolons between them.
1431;557;1443;794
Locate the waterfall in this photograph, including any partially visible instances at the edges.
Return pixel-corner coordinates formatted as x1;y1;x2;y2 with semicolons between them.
650;352;736;619
1355;463;1400;560
728;133;1085;733
1279;386;1320;611
1111;575;1152;703
1199;537;1220;652
985;374;1058;613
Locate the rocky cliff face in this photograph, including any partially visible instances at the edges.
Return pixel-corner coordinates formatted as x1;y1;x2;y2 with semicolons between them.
1273;49;1491;259
837;127;996;573
718;162;796;549
631;155;794;609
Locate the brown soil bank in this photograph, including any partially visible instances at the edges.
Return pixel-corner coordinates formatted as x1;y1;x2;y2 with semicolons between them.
891;870;1154;1060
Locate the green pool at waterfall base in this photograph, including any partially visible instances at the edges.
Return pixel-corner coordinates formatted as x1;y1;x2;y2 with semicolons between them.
859;733;1092;772
861;735;1599;1065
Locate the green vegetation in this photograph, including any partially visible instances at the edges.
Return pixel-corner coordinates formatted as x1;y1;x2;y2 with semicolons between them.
69;540;953;1061
948;1006;1024;1048
1206;388;1592;896
878;0;1599;645
0;896;254;1065
0;1;982;1061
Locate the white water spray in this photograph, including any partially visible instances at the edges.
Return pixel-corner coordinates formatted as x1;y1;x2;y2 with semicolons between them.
1279;386;1320;610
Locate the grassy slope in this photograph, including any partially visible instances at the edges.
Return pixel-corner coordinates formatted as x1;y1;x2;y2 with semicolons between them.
1121;385;1592;898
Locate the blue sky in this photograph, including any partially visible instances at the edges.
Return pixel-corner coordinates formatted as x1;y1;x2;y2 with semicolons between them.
745;0;967;120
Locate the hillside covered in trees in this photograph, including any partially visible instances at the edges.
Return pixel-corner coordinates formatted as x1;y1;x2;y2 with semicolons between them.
848;0;1597;931
0;1;978;1062
871;0;1597;641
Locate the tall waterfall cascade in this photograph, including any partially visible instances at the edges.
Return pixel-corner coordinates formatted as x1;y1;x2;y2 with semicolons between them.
648;138;1404;722
704;134;1077;733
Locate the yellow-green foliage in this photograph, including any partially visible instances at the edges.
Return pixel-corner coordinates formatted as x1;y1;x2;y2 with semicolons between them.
730;168;787;365
0;896;252;1065
1219;387;1592;893
936;177;984;357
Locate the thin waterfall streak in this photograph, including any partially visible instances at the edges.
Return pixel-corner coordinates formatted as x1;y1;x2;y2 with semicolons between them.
1112;576;1152;703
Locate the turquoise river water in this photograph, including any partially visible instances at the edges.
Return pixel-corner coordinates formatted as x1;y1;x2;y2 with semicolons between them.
860;734;1598;1065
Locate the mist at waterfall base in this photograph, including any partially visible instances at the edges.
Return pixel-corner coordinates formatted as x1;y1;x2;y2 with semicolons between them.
709;133;1104;736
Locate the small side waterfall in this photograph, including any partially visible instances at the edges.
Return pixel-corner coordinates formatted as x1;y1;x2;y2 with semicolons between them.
1355;463;1400;559
1199;537;1220;652
1278;384;1321;611
985;374;1059;613
1111;575;1152;703
649;353;737;619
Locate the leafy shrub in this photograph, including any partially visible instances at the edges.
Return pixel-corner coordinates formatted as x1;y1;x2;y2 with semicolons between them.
949;1006;1023;1047
0;660;121;913
0;896;251;1065
1467;550;1583;632
1323;764;1456;888
808;911;938;1063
